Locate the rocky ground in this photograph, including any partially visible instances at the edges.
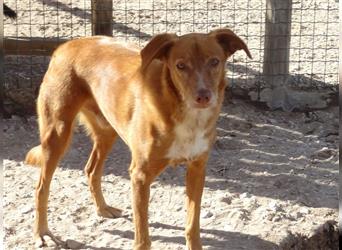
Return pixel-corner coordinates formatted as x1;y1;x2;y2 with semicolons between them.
3;98;338;249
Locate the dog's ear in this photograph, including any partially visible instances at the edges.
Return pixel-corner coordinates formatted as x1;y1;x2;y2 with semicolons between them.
210;29;252;59
140;33;178;72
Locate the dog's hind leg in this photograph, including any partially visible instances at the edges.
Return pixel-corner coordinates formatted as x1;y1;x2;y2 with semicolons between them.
28;80;87;248
79;103;122;218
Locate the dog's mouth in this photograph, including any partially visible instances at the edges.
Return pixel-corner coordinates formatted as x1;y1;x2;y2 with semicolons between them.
192;102;212;109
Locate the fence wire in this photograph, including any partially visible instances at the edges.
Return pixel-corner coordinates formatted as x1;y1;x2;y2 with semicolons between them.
3;0;339;114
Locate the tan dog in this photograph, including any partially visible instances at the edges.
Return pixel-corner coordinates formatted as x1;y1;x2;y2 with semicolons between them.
25;29;251;249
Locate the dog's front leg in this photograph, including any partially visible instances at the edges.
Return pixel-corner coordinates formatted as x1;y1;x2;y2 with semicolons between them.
130;161;162;250
185;154;208;250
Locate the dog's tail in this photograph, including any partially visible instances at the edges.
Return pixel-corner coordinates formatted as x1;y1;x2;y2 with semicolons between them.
25;145;43;167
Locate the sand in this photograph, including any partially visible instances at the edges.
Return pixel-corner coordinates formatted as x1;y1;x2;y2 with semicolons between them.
3;98;338;249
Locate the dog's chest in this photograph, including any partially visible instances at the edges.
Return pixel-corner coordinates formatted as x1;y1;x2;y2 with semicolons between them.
166;110;212;161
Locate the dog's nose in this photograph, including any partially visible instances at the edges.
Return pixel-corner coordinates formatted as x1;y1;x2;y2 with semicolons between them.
196;89;212;105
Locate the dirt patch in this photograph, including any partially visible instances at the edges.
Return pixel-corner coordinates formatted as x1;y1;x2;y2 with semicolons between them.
3;98;338;249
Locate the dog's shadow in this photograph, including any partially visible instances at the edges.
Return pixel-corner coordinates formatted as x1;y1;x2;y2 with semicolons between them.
55;240;121;250
101;222;277;250
42;220;277;249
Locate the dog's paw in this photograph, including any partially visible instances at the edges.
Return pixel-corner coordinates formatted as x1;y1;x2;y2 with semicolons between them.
35;236;47;248
34;230;66;248
97;206;122;218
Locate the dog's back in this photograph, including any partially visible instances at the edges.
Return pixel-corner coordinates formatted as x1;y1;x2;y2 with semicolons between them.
26;36;140;166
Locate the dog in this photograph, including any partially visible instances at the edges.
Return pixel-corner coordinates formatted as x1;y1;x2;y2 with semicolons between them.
25;29;251;249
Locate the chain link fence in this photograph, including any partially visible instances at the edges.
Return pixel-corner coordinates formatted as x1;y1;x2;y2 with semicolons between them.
3;0;339;115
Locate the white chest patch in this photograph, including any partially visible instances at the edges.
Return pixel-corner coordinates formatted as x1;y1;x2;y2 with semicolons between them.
166;109;212;161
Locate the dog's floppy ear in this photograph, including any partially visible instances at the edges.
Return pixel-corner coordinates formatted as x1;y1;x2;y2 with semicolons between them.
210;29;252;59
140;33;178;72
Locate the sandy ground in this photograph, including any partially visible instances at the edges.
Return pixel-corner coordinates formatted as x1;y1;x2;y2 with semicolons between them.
3;98;338;249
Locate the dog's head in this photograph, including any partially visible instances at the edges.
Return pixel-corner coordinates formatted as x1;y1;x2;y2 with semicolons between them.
141;29;252;109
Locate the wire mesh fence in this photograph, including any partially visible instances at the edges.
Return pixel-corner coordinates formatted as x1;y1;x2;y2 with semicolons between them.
3;0;339;114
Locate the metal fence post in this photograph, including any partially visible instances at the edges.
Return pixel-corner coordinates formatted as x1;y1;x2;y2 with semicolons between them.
263;0;292;88
91;0;113;36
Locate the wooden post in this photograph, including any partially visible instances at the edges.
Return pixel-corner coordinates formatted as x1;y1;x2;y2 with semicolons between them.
4;37;67;55
1;4;4;117
91;0;113;36
263;0;292;87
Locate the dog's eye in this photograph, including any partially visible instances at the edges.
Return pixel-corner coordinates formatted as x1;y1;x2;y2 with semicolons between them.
209;58;220;67
176;62;186;70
